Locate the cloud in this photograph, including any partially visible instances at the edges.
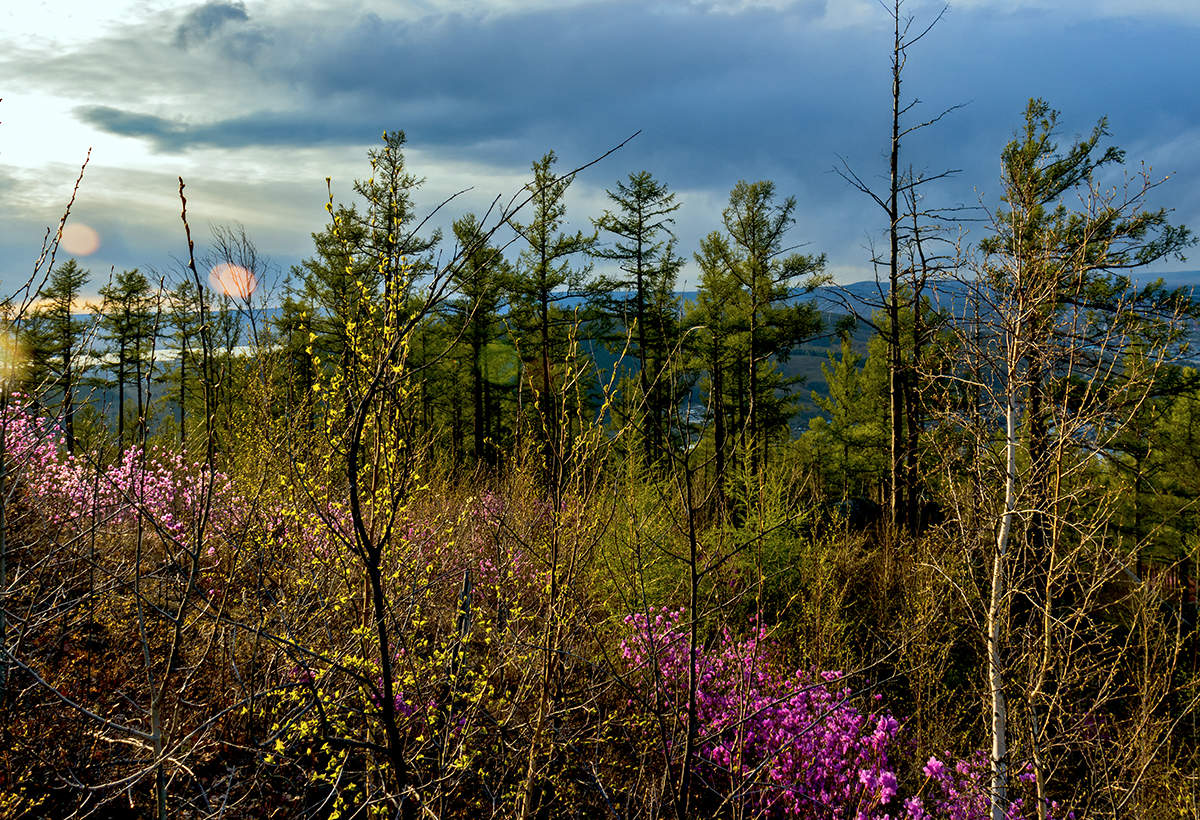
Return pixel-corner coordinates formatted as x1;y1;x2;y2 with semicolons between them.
61;0;872;173
174;1;250;47
75;106;187;149
74;105;382;153
949;0;1200;23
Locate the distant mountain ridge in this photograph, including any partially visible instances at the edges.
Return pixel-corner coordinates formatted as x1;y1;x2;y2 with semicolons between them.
807;270;1200;319
65;271;1199;357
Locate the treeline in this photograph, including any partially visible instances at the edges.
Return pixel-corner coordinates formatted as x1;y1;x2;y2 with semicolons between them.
23;137;832;500
21;110;1200;549
3;95;1199;818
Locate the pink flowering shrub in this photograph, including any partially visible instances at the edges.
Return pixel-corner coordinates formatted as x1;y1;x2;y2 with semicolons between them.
2;402;239;553
903;753;1071;820
5;404;346;554
620;608;1048;820
621;607;900;818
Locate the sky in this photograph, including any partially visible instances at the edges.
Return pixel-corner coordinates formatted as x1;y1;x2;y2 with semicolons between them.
3;0;1199;301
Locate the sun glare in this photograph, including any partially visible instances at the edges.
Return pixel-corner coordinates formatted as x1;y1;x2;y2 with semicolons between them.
60;222;101;256
209;262;257;300
0;331;26;388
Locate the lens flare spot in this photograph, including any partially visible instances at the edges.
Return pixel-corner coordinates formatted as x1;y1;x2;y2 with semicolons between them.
209;263;257;300
60;222;101;256
0;331;26;387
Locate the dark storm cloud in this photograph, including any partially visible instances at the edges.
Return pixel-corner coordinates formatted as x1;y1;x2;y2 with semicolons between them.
60;0;882;177
266;1;862;174
55;1;1200;192
175;0;250;47
75;106;186;147
75;105;380;153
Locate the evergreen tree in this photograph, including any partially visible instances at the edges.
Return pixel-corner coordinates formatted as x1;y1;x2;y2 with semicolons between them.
685;239;744;507
446;213;513;466
296;132;440;423
298;205;375;384
26;258;90;453
593;171;684;465
352;130;441;330
802;335;889;498
689;181;826;484
507;151;598;482
167;279;203;447
271;272;317;426
1105;363;1200;568
99;269;154;451
980;98;1194;576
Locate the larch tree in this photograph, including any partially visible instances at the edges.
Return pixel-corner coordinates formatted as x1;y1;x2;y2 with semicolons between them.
166;278;203;447
447;213;513;467
271;271;318;427
507;151;598;485
298;132;439;427
353;130;441;329
99;268;154;452
696;180;826;485
686;235;743;510
593;170;684;467
26;258;91;453
804;333;889;498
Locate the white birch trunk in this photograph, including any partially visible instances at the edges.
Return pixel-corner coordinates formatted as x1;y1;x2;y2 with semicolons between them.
990;315;1020;820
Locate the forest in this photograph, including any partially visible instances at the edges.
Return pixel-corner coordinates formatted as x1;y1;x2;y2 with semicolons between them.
2;46;1199;820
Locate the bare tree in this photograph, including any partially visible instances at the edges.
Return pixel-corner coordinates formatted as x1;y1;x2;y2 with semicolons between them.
835;0;963;532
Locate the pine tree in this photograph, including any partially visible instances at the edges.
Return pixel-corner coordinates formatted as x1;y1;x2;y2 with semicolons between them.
980;98;1195;595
